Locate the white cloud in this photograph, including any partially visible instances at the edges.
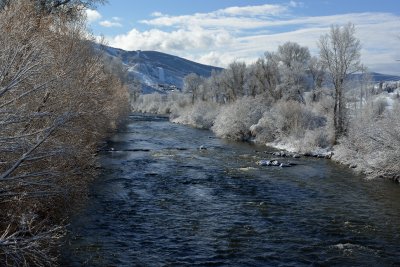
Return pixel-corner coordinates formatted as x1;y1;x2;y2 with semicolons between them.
85;9;101;23
141;15;271;29
99;20;123;28
194;52;238;67
289;1;303;8
107;27;232;53
151;11;163;17
103;3;400;74
141;3;292;29
196;52;225;67
219;4;288;16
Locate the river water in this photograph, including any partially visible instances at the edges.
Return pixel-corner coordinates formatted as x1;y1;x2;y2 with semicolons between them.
62;114;400;266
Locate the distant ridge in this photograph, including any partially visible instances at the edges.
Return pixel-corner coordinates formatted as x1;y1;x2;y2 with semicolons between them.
368;72;400;82
102;46;222;93
350;72;400;83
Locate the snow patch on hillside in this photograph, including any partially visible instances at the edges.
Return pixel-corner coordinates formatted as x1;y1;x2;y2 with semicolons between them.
102;45;222;94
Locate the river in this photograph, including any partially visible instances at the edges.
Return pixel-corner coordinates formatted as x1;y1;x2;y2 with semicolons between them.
62;114;400;266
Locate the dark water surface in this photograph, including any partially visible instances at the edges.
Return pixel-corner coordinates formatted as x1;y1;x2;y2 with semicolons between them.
62;114;400;266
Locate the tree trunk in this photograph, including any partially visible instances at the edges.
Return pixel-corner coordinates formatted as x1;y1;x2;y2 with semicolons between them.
333;86;339;144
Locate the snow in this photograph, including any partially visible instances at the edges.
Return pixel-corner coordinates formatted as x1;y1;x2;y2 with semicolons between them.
265;141;297;153
265;140;333;157
386;88;400;110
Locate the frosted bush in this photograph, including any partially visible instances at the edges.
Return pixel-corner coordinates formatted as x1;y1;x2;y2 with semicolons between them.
167;92;191;114
271;100;326;137
212;97;267;141
306;90;335;116
132;92;190;114
371;97;388;116
301;128;333;152
251;100;332;151
132;93;166;113
334;103;400;180
171;101;220;129
250;113;277;143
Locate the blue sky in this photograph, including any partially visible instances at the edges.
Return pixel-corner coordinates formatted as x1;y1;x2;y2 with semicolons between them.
86;0;400;74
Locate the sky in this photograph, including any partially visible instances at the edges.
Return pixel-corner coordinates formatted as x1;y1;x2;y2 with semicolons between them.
86;0;400;75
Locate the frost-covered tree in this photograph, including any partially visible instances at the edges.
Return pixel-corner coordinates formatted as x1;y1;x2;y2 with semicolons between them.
207;69;225;103
253;52;281;101
183;73;204;104
318;23;362;142
278;41;311;69
357;67;373;108
277;42;311;102
129;77;142;103
308;56;326;101
219;61;247;102
244;65;260;97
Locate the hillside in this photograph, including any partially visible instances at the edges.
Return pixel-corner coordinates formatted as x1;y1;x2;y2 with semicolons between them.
369;72;400;82
102;46;222;93
350;72;400;83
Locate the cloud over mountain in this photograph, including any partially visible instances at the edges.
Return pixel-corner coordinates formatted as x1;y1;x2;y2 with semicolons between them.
95;2;400;74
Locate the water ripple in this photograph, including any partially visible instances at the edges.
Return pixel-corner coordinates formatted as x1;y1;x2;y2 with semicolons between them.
62;114;400;267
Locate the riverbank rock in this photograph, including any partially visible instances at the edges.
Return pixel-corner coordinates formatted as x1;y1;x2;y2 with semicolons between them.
257;159;293;167
266;149;334;160
303;151;333;159
272;151;287;157
270;151;302;159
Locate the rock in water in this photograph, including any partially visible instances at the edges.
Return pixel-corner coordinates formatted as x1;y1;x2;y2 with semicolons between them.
257;160;271;166
271;160;280;166
280;163;291;168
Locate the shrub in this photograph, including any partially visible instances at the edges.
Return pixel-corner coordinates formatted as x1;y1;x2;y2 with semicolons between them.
171;101;220;129
250;100;332;151
212;96;267;140
301;127;333;151
252;101;327;141
133;93;167;113
132;92;191;114
250;112;277;143
272;100;326;137
334;102;400;180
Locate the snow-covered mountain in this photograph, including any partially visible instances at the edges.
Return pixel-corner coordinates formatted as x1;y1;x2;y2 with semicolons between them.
102;46;222;93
